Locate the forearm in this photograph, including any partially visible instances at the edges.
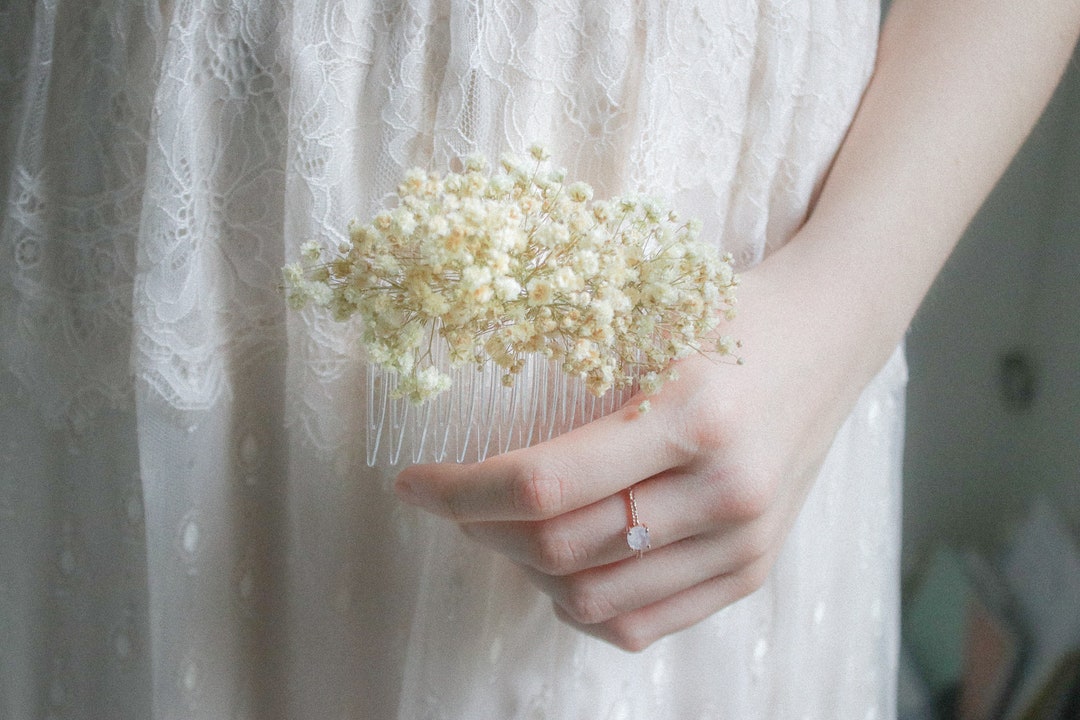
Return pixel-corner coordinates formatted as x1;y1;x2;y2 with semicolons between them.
746;0;1080;387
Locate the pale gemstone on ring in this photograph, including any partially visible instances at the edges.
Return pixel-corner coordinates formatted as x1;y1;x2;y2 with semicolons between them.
626;524;651;553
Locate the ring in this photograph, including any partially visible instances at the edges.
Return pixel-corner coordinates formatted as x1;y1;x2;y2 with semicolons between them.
625;486;651;558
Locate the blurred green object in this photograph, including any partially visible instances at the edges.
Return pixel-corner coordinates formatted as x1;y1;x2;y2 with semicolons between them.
904;546;971;697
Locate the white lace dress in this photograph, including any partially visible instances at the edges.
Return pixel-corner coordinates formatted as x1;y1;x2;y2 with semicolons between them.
0;1;905;718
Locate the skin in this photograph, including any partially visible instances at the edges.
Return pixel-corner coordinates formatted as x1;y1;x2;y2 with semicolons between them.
396;0;1080;651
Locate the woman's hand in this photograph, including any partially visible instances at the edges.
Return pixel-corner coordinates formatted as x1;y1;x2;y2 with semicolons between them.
394;251;870;651
395;0;1080;650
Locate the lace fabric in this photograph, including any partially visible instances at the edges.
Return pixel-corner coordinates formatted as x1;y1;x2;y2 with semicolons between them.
0;1;901;718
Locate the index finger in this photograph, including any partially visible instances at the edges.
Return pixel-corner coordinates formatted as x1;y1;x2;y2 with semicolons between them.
394;401;687;522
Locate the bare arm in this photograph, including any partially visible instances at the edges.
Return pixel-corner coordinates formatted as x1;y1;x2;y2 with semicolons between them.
754;0;1080;391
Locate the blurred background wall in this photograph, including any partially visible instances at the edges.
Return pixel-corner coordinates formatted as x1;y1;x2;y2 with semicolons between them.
901;17;1080;574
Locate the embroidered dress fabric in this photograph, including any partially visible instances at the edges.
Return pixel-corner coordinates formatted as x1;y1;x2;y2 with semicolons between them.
0;1;904;718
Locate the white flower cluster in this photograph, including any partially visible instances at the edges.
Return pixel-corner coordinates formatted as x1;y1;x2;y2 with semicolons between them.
284;145;739;403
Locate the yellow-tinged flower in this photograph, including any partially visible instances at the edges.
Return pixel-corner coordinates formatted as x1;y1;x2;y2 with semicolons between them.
526;278;555;307
282;146;738;404
528;143;551;161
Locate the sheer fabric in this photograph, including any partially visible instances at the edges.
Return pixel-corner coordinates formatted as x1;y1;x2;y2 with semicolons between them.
0;1;903;718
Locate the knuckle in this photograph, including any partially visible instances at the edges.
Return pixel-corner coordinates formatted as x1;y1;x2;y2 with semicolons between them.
531;525;582;575
561;581;618;626
680;414;777;526
682;396;734;457
704;466;776;524
605;618;655;653
736;524;774;565
730;559;772;602
686;417;727;458
510;461;568;519
730;479;774;523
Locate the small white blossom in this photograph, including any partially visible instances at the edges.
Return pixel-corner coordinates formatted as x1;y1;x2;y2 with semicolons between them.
528;143;551;161
526;278;555;306
299;241;322;263
464;154;489;173
461;265;493;290
494;276;523;302
553;266;579;291
566;182;593;203
282;144;739;403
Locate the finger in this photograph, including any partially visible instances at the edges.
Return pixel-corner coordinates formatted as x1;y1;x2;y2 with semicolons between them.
524;524;772;626
460;454;776;575
394;400;690;522
550;553;776;652
458;466;744;574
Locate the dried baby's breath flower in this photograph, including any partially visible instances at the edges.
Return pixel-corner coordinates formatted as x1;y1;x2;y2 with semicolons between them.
284;148;739;403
